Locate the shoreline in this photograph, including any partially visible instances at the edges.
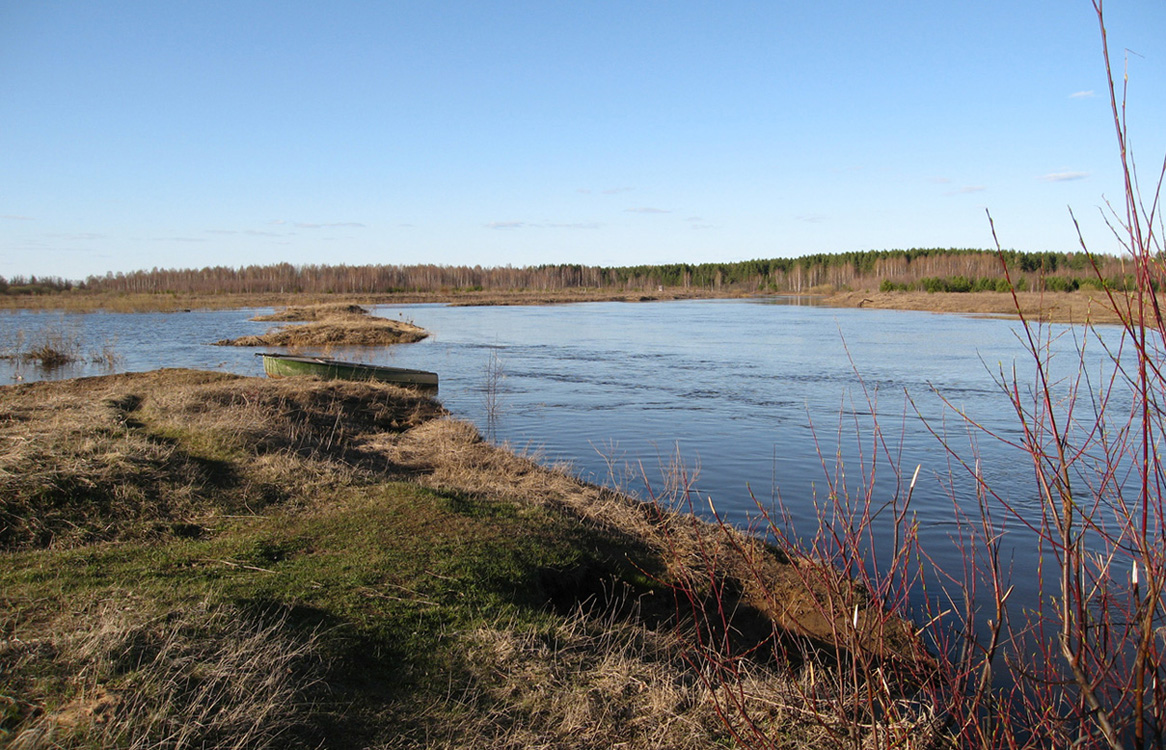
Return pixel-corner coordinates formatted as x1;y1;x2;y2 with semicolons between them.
0;368;932;746
0;286;1141;326
818;289;1134;326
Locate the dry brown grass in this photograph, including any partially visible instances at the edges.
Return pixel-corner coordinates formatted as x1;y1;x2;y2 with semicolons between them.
0;288;731;313
1;369;936;747
391;601;939;750
220;318;428;347
825;289;1139;325
0;369;443;549
374;418;925;664
250;303;370;322
214;304;428;347
1;596;324;750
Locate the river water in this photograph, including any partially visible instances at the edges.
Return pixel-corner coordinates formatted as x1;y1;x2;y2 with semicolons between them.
0;299;1130;620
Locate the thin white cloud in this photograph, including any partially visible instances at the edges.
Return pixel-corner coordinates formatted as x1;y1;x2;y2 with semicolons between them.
294;221;366;229
930;177;952;184
954;185;987;194
1;214;34;221
1070;90;1095;99
44;232;107;240
796;214;828;224
266;219;365;229
486;220;600;230
578;187;634;195
625;207;669;214
545;222;601;229
206;229;283;237
1041;171;1089;182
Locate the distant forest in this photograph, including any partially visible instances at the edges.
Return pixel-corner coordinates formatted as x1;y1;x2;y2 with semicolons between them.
1;248;1132;297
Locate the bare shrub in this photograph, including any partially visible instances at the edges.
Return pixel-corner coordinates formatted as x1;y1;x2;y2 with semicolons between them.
675;4;1166;747
377;416;940;747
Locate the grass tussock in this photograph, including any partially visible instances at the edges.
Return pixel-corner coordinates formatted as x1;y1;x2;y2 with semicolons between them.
251;303;372;322
0;369;442;549
1;369;932;748
214;305;428;347
2;599;324;750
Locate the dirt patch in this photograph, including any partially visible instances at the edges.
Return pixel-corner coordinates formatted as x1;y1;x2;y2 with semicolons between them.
213;304;429;347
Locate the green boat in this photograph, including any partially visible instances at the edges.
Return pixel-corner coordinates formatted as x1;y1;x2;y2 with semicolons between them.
258;353;438;390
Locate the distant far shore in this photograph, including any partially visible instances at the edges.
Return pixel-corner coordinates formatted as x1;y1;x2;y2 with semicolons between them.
0;286;1144;326
820;289;1138;326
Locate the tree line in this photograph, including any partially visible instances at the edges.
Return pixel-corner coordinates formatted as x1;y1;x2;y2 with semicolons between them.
0;275;76;295
2;248;1128;297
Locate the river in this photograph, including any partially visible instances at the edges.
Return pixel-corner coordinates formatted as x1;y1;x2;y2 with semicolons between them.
0;298;1133;622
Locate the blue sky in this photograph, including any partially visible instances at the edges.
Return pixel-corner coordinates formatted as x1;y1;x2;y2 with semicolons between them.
2;1;1163;281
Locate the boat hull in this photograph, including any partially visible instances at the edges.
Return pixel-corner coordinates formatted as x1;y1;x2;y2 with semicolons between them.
259;354;438;390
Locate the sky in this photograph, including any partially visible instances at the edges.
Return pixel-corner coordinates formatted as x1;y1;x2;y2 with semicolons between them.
2;1;1164;282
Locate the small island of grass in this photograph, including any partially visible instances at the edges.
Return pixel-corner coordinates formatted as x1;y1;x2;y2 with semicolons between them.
213;303;429;347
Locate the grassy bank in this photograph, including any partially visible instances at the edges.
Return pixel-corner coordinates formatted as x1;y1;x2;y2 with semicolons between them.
0;288;733;314
0;370;932;749
821;289;1136;325
1;284;1144;327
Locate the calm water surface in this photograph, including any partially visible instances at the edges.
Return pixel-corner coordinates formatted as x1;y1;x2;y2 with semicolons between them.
1;300;1125;614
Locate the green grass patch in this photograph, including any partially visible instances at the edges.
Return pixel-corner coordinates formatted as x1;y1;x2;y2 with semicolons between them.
0;473;667;747
2;369;906;748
